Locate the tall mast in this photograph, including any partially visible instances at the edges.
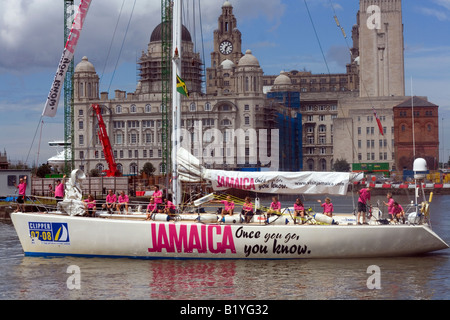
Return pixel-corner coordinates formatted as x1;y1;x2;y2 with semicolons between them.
172;0;182;207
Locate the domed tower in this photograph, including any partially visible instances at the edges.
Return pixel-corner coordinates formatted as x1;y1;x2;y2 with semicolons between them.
272;71;292;91
138;22;203;95
235;49;263;94
74;56;99;101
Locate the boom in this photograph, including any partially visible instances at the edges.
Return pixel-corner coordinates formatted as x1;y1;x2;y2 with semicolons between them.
92;104;121;177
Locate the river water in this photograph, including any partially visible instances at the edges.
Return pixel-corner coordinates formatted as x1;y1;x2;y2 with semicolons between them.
1;194;449;302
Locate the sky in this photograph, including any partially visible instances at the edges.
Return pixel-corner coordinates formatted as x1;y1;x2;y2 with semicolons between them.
0;0;449;167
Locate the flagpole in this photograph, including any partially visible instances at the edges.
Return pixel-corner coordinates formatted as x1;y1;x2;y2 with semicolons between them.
411;77;416;160
172;0;182;208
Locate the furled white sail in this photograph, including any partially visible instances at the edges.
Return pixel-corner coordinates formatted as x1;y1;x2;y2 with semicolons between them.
177;147;362;195
42;0;92;117
57;169;86;216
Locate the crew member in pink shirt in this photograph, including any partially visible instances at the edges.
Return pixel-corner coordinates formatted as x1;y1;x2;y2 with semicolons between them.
153;185;163;211
392;202;406;224
267;196;281;216
241;197;254;223
54;175;66;203
102;189;117;213
146;197;157;220
357;186;371;224
383;193;395;221
215;195;235;218
14;176;27;212
318;197;334;218
293;198;305;224
116;191;129;214
163;197;176;215
84;194;96;217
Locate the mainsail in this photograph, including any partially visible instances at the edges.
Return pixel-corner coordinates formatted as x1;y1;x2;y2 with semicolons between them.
177;148;363;195
42;0;92;117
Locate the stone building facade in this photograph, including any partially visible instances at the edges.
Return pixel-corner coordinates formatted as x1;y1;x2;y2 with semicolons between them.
73;1;282;176
71;0;439;176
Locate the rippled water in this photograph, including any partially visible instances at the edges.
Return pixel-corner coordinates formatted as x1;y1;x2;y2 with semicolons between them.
1;195;449;300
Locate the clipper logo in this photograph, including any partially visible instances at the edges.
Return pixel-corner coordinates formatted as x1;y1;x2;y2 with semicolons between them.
29;222;70;244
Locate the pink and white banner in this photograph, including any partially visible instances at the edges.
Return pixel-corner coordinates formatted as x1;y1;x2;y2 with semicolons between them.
177;147;363;195
42;0;92;117
206;170;361;195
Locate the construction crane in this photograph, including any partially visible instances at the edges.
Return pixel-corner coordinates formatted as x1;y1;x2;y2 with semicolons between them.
92;104;121;177
64;0;75;173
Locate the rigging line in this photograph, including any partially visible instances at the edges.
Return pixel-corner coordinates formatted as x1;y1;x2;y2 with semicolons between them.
36;119;44;167
198;0;207;91
192;0;197;54
25;116;44;166
107;0;137;93
303;0;358;163
303;0;332;76
100;0;126;86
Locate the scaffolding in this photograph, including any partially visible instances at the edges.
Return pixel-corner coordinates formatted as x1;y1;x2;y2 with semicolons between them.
64;0;75;173
161;0;173;191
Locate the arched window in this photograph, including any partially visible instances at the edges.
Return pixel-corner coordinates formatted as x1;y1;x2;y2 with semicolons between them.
320;159;327;171
130;163;138;175
307;159;314;171
145;104;151;113
79;82;84;97
116;105;122;114
130;104;137;113
319;125;326;133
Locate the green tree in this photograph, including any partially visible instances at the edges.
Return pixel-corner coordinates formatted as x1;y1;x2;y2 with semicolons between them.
36;163;52;178
333;159;351;172
89;169;101;177
141;162;156;176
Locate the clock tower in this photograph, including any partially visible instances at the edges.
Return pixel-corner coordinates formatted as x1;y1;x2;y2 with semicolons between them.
207;1;243;94
211;1;242;68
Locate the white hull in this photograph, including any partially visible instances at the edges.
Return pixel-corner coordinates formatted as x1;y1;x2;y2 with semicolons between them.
11;212;448;259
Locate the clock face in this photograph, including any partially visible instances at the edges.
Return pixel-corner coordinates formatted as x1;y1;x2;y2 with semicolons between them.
219;40;233;55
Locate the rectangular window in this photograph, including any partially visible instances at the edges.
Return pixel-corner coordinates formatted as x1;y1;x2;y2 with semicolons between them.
115;133;123;145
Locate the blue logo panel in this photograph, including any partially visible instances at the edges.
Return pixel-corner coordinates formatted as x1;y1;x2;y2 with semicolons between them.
28;222;70;243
